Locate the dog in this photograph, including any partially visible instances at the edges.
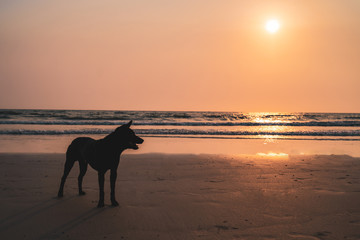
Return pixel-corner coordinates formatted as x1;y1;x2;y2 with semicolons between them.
57;120;144;207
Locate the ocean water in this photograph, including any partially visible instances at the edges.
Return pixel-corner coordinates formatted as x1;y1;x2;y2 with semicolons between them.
1;109;360;139
0;109;360;154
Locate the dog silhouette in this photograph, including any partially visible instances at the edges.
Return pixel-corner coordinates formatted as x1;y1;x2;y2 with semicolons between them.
58;121;144;207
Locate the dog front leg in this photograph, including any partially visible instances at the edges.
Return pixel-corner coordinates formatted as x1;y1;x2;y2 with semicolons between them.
110;169;119;206
97;171;105;208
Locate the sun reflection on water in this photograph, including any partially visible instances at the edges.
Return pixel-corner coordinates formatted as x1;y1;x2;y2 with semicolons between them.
256;152;289;158
250;113;292;141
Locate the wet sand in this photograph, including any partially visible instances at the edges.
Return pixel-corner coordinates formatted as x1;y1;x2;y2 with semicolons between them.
1;153;360;240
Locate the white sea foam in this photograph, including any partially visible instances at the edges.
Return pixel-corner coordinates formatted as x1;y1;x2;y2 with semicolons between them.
0;120;360;127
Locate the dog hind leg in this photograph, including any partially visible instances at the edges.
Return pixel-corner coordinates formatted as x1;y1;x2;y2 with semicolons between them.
57;155;75;198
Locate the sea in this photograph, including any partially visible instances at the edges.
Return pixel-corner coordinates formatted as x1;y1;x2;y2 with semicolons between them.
1;109;360;155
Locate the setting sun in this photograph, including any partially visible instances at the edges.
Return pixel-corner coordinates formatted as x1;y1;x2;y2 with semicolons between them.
265;19;280;33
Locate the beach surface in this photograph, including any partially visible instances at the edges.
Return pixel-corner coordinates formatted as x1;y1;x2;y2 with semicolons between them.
1;153;360;240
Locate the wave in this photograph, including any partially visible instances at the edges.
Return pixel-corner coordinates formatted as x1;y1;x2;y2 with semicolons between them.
1;129;360;137
1;120;360;127
2;110;360;124
141;129;360;137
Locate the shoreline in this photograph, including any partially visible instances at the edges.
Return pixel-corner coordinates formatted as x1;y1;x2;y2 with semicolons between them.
1;136;360;157
1;152;360;239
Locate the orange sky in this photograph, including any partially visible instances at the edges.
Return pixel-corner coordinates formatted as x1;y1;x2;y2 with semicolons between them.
1;0;360;112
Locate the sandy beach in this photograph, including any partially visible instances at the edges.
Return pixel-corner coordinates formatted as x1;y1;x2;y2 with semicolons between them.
1;153;360;240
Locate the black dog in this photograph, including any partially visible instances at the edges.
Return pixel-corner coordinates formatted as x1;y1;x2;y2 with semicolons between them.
57;121;143;207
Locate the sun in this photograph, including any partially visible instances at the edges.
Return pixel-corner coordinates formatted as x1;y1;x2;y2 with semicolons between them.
265;19;280;34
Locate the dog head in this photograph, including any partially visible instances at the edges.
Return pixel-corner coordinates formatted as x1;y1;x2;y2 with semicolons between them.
114;120;144;150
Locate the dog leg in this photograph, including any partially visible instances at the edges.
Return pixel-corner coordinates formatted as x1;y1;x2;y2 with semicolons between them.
58;158;75;198
110;169;119;206
78;161;88;195
97;171;105;208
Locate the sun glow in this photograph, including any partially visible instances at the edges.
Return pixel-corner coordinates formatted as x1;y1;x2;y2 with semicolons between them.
265;19;280;33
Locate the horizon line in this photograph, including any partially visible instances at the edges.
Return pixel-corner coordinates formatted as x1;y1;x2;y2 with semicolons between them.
0;107;359;114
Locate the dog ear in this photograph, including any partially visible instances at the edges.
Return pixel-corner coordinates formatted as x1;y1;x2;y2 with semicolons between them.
125;120;132;128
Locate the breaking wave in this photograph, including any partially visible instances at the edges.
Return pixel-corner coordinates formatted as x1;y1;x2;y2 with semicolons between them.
1;128;360;137
0;120;360;127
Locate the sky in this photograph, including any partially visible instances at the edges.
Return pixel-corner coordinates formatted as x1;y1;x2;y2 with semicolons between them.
1;0;360;112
